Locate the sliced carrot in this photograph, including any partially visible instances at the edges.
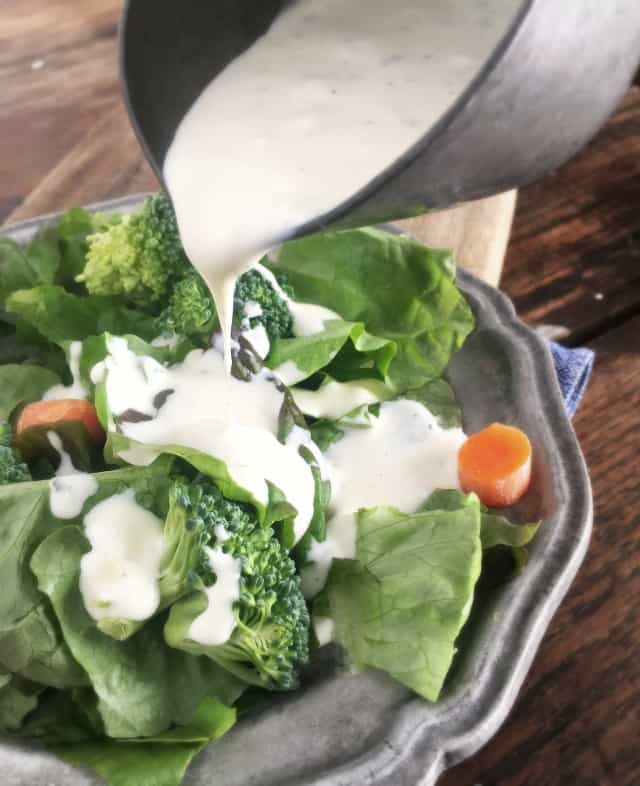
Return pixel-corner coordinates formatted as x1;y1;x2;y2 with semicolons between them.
458;422;532;508
16;399;105;445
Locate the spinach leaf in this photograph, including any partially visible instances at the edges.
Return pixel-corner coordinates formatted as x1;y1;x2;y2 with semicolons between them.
31;525;243;739
0;239;46;308
0;364;60;421
23;228;61;286
323;493;483;701
57;207;100;284
54;739;210;786
5;286;157;344
0;670;42;732
0;461;174;690
25;694;235;786
0;477;67;631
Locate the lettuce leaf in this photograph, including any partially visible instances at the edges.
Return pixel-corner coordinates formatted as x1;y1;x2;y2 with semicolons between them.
322;489;539;701
267;228;474;389
76;332;194;399
267;319;393;385
403;379;463;429
0;209;118;310
54;739;210;786
479;511;540;551
422;490;539;551
323;493;483;701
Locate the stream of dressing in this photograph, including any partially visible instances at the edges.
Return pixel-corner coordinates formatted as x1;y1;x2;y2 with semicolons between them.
164;0;520;368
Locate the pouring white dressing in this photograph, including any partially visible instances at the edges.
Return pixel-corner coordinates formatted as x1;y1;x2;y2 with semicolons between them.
164;0;520;365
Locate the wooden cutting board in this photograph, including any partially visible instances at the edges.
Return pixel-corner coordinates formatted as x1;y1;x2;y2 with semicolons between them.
4;102;516;286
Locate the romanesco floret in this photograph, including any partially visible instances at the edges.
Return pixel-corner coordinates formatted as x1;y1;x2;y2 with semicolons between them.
0;423;31;485
234;269;293;343
79;193;190;305
171;478;310;691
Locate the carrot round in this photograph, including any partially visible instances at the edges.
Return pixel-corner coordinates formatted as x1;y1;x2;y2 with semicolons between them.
16;399;105;445
458;422;532;508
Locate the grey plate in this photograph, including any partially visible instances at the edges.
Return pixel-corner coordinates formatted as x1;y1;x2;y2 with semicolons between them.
0;196;592;786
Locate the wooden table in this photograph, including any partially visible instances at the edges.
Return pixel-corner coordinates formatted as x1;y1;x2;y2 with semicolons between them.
2;3;640;785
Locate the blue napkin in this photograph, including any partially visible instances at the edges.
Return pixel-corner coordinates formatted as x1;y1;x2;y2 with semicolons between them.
548;342;594;418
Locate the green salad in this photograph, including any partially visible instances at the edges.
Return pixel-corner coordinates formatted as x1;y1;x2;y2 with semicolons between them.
0;194;538;786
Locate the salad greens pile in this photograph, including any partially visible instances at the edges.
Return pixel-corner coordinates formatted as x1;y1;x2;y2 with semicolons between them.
0;194;538;786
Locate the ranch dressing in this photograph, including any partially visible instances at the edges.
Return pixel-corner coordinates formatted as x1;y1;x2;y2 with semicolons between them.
164;0;520;365
188;544;242;646
79;490;165;623
47;431;98;520
301;399;467;597
96;342;317;544
44;341;88;401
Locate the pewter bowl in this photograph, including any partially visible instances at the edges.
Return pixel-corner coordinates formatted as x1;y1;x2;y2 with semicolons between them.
0;195;592;785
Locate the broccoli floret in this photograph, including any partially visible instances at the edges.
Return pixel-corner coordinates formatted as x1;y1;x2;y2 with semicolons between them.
156;267;294;345
155;272;216;340
78;190;294;342
234;269;293;343
170;478;310;691
0;423;31;485
78;193;190;305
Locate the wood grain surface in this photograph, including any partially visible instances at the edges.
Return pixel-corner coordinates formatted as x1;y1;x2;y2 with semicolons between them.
2;3;640;786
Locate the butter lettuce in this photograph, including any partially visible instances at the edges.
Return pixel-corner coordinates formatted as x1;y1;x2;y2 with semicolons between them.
266;228;474;389
323;493;483;701
267;318;394;385
322;490;538;701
